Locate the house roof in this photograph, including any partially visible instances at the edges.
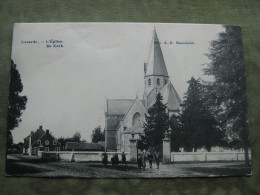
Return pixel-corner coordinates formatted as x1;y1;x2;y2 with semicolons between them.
32;130;60;147
106;99;145;115
24;127;45;148
24;135;30;141
145;28;168;77
38;130;56;141
65;142;104;151
32;128;45;142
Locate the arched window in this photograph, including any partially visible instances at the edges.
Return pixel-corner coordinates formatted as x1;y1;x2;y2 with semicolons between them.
148;78;151;86
157;78;160;86
45;140;49;145
132;112;141;126
165;79;167;84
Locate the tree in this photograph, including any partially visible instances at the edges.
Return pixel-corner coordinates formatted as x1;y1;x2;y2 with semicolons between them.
140;93;169;150
204;26;250;164
7;60;27;148
91;126;105;143
73;132;81;143
7;130;13;149
169;114;182;152
58;132;84;150
57;137;66;150
179;77;224;152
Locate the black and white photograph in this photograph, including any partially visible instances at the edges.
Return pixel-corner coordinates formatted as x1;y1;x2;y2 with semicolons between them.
6;23;251;178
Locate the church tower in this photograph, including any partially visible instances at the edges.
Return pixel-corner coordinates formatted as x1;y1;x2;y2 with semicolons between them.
105;26;182;151
144;28;169;108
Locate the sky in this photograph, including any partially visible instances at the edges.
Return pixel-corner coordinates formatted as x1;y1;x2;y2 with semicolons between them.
11;23;224;143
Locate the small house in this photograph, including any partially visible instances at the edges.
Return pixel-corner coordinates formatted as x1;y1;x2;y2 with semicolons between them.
23;125;61;155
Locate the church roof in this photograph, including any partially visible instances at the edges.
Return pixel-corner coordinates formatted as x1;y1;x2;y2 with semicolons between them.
146;88;158;108
121;96;146;121
145;28;168;77
107;99;135;115
106;99;145;115
149;81;182;111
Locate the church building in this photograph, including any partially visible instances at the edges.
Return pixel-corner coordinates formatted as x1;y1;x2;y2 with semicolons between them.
105;28;182;152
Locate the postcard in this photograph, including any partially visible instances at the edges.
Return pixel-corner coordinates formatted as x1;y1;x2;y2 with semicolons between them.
6;23;251;178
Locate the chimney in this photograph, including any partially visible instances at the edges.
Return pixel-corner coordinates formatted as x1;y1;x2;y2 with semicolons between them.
31;131;34;135
46;130;49;134
39;125;42;130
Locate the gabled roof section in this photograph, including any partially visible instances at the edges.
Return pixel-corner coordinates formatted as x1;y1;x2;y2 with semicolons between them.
122;96;146;121
107;99;134;115
145;28;169;77
146;88;158;108
149;81;182;111
31;128;45;143
37;131;56;141
106;99;145;115
24;135;30;141
24;126;45;148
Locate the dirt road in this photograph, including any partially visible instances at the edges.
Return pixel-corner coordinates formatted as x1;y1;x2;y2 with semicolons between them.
6;154;251;178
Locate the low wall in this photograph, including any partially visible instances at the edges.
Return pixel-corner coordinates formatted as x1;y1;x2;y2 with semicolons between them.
171;152;251;162
59;152;74;161
38;151;43;158
72;152;102;162
39;151;130;162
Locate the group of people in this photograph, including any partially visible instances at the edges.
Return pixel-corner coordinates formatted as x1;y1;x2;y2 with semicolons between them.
137;150;160;170
102;152;127;169
102;150;160;170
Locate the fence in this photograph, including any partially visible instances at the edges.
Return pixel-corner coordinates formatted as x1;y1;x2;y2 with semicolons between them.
171;152;251;162
38;151;130;162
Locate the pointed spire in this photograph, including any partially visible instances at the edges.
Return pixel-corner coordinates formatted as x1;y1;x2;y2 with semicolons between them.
145;28;169;77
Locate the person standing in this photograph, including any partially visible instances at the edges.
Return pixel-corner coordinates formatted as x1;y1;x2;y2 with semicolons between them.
141;151;146;170
115;154;119;167
137;153;142;170
103;152;108;167
154;151;160;169
148;152;153;168
121;152;127;170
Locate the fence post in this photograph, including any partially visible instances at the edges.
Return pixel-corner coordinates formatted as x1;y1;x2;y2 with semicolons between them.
204;152;207;162
163;138;171;162
129;134;137;162
71;152;74;162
